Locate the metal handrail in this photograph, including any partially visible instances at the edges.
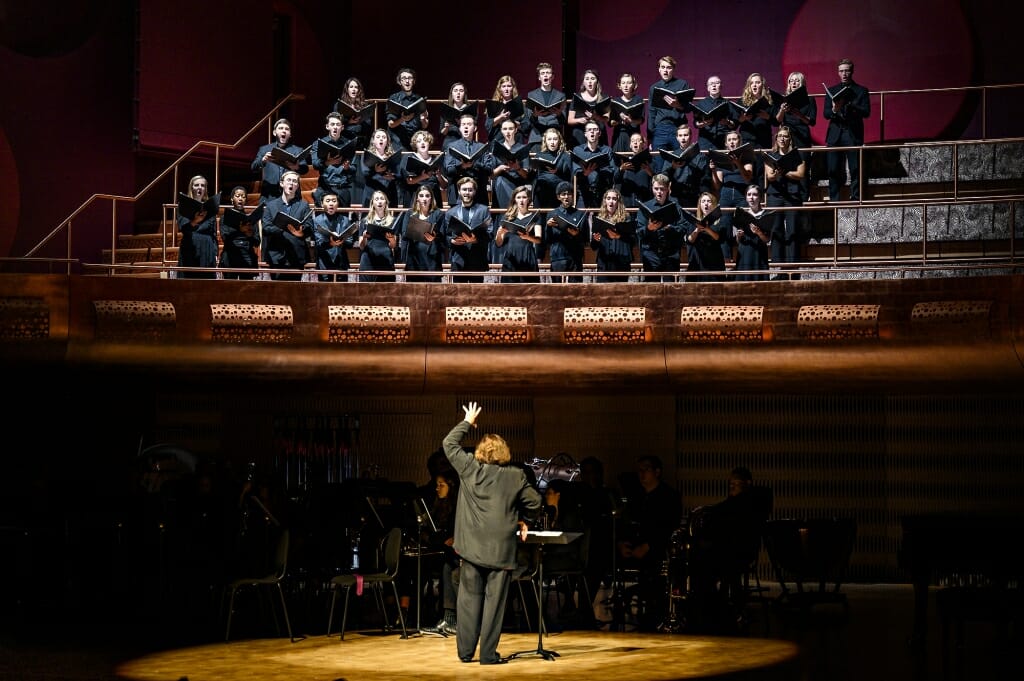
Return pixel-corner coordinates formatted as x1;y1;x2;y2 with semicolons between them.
133;190;1018;278
45;258;1020;283
24;93;306;268
24;82;1024;273
423;81;1024;142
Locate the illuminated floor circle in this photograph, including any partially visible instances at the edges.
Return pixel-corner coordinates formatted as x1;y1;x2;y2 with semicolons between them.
117;630;800;681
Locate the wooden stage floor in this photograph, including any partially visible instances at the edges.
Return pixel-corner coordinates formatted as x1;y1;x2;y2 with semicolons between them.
113;630;800;681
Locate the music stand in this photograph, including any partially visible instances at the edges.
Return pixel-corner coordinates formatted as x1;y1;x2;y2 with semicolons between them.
509;530;582;661
608;498;631;631
405;497;447;638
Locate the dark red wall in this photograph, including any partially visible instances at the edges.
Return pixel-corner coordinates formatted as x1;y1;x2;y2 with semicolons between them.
0;0;1018;263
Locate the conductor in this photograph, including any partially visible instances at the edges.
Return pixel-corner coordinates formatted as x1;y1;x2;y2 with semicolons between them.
444;401;542;665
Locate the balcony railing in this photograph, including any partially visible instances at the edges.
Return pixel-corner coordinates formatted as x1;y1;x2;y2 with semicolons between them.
19;84;1024;276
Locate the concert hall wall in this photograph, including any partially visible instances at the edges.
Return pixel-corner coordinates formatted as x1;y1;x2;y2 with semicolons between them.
5;369;1022;583
0;1;1018;263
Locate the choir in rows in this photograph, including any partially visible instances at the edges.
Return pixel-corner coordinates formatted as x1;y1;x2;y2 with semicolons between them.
176;57;869;282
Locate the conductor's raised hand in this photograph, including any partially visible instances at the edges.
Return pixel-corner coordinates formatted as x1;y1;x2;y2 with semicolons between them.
463;401;482;425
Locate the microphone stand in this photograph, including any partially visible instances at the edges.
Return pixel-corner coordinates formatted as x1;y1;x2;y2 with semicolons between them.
609;502;629;631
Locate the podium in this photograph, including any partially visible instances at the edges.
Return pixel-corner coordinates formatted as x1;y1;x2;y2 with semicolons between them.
509;530;582;661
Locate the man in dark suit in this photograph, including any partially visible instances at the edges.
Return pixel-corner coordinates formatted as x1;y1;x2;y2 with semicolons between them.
824;58;870;201
443;402;542;665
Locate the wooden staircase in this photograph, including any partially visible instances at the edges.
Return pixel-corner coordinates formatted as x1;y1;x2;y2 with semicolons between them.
90;173;320;276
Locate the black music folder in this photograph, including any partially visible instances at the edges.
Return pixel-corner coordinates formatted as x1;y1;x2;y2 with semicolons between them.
758;148;803;173
363;149;399;171
386;97;427;117
707;143;755;167
269;144;312;168
439;102;476;125
504;212;540;234
177;193;218;220
336;100;375;120
364;219;397;240
692;99;733;124
609;98;644;120
490;143;530;166
689;205;722;227
616;148;652;169
315;220;358;241
650;86;695;109
405;153;444;176
533;150;563;172
570;149;613;170
774;85;809;109
404;215;436;243
448;144;488;165
272;210;309;231
659;143;700;165
447;215;489;240
592;215;636;238
221;203;264;229
731;208;770;236
823;83;853;107
500;219;533;236
552;211;587;231
571;93;611;117
526;93;566;116
638;201;681;225
316;138;356;163
485;98;525;121
731;96;771;118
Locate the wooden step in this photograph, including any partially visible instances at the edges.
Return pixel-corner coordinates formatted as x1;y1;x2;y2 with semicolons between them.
100;246;178;265
118;233;174;250
82;263;165;277
134;218;173;232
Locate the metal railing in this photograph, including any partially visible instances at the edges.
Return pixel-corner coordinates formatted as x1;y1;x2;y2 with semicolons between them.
21;83;1024;274
24;93;306;272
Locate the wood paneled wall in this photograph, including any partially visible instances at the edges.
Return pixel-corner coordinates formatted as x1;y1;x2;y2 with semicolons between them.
147;391;1024;583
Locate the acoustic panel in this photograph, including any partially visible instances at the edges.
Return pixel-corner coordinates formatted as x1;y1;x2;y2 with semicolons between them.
563;306;649;344
0;296;48;340
445;306;530;344
680;305;765;342
798;304;880;340
328;305;411;344
210;303;293;344
93;300;175;342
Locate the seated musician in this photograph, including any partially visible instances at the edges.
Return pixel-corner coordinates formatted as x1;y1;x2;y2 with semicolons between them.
688;466;771;629
423;470;460;635
616;455;683;631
